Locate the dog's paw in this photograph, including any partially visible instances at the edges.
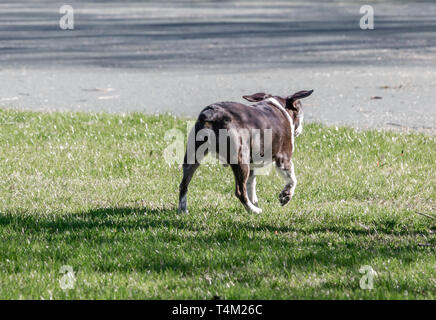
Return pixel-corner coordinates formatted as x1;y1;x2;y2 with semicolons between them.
254;206;263;214
279;190;291;206
177;206;189;214
251;206;263;214
244;203;263;214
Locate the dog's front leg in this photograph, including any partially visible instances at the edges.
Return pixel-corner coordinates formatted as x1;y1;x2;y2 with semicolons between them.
247;170;258;206
275;159;297;206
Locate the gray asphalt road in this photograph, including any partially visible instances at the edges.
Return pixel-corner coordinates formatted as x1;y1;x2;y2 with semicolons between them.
1;0;435;131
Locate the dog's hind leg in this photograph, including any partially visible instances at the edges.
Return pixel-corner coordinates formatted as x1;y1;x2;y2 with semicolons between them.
275;159;297;206
178;161;200;213
178;122;210;213
247;169;258;207
231;164;262;214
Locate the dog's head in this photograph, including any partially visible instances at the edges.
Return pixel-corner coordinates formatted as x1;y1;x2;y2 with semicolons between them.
243;89;314;137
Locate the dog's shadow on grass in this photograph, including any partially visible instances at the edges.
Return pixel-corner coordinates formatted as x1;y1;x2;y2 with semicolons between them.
0;206;192;234
0;205;427;244
0;207;430;275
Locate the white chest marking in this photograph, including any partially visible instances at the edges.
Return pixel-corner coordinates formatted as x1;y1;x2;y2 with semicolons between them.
266;97;295;152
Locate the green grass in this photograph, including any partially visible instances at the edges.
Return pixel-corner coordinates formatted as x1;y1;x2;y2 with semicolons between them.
0;108;435;299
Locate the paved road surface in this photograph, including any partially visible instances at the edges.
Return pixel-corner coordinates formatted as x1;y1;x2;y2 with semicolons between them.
1;0;435;131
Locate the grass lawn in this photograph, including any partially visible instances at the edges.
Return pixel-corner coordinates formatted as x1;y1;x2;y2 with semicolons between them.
0;108;434;299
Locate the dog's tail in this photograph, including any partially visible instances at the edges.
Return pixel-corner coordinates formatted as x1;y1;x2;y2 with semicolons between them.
198;105;231;124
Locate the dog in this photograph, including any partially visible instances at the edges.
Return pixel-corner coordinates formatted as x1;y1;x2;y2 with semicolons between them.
178;89;314;214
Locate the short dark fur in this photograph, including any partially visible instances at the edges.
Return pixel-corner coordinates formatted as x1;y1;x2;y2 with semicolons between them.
178;89;313;213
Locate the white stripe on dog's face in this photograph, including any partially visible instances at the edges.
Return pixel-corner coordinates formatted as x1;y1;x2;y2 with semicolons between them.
295;113;304;137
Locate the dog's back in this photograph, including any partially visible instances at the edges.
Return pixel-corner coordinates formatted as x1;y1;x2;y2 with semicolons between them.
198;101;285;132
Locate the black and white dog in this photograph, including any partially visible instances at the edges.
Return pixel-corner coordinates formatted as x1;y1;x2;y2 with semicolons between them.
178;90;314;213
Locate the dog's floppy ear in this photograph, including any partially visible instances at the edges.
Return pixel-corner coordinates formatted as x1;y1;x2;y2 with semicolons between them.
286;90;314;110
242;92;272;102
